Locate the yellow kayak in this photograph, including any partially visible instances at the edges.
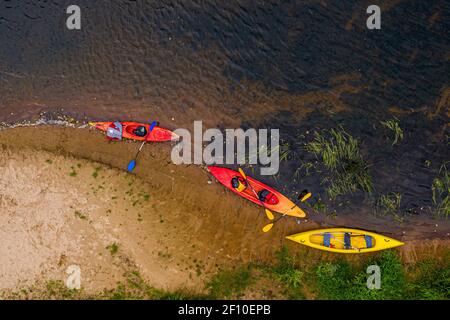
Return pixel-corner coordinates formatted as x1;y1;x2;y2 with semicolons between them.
286;228;404;254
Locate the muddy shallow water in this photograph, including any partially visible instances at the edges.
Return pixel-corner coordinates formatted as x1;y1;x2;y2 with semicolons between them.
0;1;449;237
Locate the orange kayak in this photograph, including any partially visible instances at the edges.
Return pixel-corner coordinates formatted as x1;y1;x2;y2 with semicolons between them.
208;166;306;218
89;121;179;142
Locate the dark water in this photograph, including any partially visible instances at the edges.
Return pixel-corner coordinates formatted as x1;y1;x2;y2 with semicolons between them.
0;0;449;235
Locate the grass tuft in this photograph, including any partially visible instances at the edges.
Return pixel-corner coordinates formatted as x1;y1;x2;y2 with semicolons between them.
376;192;402;219
106;242;119;256
432;164;450;218
206;266;253;299
380;118;403;145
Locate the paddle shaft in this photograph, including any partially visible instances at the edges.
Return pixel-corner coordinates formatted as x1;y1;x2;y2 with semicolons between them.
135;122;156;157
127;121;158;172
238;169;272;211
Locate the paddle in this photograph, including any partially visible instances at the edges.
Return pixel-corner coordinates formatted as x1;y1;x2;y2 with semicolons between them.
262;189;312;233
238;168;275;220
127;121;157;172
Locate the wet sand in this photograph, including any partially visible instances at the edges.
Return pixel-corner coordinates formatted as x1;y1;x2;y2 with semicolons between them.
0;124;448;295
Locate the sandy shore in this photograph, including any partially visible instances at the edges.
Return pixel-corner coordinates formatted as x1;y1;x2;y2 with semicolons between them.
0;125;448;296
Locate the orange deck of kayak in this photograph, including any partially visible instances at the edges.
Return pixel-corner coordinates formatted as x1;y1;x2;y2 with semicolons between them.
208;166;306;218
89;122;179;142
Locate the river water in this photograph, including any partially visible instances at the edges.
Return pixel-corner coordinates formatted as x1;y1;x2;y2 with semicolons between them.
0;0;449;237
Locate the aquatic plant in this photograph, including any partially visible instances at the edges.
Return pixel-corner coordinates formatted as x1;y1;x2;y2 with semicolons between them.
299;161;314;176
305;127;373;199
279;142;291;162
307;197;328;215
380;118;403;145
432;164;450;218
376;192;402;218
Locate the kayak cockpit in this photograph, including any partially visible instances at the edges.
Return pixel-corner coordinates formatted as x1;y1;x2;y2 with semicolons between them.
310;232;375;251
124;124;147;137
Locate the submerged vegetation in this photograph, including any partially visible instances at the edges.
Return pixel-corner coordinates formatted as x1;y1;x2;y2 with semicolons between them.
380;118;404;145
305;127;373;200
432;164;450;218
376;192;402;220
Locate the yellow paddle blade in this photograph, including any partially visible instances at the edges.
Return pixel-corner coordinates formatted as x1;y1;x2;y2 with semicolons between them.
300;192;312;202
265;209;275;220
262;223;274;233
238;168;246;179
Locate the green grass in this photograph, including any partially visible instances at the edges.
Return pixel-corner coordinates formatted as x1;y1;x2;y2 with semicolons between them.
3;249;448;300
316;250;450;300
432;164;450;218
267;246;305;299
74;211;88;220
305;127;373;199
315;251;407;299
407;257;450;299
106;242;119;256
69;168;77;177
380;118;404;145
92;167;101;178
206;266;254;299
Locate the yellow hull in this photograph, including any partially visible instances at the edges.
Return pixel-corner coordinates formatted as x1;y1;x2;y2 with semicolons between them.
286;228;404;254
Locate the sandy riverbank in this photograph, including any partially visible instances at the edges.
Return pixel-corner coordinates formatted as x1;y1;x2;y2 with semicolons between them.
0;125;448;297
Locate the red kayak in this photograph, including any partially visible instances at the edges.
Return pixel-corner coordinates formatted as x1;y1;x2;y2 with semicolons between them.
89;121;179;142
208;166;306;218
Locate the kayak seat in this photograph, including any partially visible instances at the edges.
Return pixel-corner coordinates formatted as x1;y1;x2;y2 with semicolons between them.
323;232;331;247
344;232;351;249
258;189;279;205
364;235;373;248
231;176;247;192
133;126;147;137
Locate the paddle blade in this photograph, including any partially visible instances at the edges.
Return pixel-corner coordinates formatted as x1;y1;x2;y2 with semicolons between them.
149;120;157;131
127;160;136;172
262;223;274;233
265;209;275;220
238;168;246;179
301;192;312;202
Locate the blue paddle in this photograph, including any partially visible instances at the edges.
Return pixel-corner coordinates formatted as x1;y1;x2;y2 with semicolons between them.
127;121;158;172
